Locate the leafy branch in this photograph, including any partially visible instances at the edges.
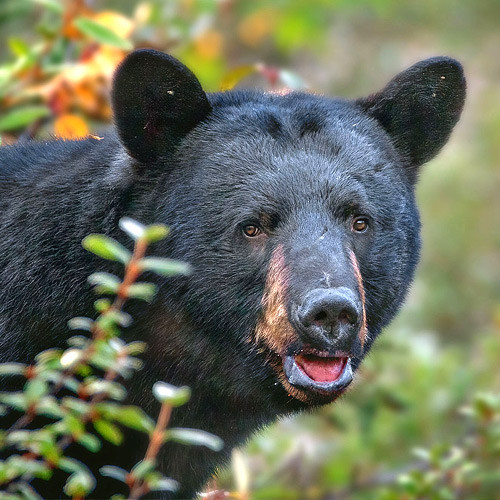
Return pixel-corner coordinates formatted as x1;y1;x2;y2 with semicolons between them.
0;218;221;500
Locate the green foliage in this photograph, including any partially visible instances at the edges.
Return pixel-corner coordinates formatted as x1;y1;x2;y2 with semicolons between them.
0;106;50;132
1;1;499;498
0;219;222;499
73;17;133;50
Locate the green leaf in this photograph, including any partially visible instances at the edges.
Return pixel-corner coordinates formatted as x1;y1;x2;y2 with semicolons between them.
88;272;121;295
59;348;84;369
100;465;128;483
152;382;191;407
74;17;133;50
38;439;61;465
105;309;133;328
148;477;179;493
67;316;94;332
140;257;192;277
35;348;62;368
77;433;102;453
131;459;156;480
59;457;87;474
165;428;223;451
0;106;50;132
94;298;112;312
63;470;96;498
8;38;31;58
83;235;132;264
35;396;65;419
93;420;123;446
28;0;64;14
67;335;90;348
125;341;147;356
119;217;146;240
0;363;27;376
6;430;31;444
61;397;89;416
64;413;85;438
144;224;170;243
113;406;155;433
126;282;157;302
85;380;127;401
0;392;27;411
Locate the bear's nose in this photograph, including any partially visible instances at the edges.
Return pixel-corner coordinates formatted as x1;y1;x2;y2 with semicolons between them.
298;287;360;336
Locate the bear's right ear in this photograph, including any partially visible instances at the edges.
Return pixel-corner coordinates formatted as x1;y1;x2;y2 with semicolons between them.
112;49;211;164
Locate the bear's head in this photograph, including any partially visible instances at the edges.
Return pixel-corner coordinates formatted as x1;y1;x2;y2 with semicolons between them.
112;50;465;408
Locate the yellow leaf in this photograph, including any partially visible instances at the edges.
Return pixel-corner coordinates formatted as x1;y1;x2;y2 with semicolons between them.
54;114;89;139
134;2;152;25
220;65;258;91
92;11;135;39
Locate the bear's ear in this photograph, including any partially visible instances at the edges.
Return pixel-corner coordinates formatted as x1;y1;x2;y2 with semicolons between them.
357;57;466;175
112;49;211;163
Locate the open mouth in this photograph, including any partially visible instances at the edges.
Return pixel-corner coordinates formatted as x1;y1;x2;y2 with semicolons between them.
283;351;353;397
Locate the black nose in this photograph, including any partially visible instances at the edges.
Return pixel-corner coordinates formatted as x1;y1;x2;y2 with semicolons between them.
298;287;360;335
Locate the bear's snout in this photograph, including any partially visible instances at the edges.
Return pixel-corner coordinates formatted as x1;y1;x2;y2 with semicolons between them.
295;287;361;353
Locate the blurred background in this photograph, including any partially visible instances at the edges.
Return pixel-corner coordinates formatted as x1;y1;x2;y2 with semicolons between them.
1;0;499;498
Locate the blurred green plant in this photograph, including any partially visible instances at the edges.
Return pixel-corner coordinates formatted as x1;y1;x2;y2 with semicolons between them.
1;1;500;498
0;0;310;144
214;327;500;499
0;218;222;499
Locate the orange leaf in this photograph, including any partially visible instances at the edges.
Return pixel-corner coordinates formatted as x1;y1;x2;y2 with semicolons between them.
63;0;94;40
238;9;276;47
194;29;223;61
54;114;89;139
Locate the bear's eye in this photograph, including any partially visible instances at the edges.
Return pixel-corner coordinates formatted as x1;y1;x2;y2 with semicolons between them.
242;224;262;238
352;217;369;233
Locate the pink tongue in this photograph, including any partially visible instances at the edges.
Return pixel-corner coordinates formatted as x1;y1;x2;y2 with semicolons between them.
295;355;347;383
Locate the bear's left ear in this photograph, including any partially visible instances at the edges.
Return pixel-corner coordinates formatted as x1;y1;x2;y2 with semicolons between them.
112;49;212;163
357;57;466;175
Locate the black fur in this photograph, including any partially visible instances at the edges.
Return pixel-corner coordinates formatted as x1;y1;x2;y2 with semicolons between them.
0;50;465;499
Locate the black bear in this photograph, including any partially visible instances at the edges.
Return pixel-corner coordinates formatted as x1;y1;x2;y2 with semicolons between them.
0;49;465;498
